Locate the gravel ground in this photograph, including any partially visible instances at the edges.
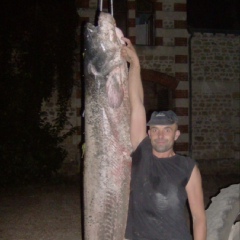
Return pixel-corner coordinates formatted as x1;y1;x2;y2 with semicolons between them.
0;181;82;240
0;174;239;240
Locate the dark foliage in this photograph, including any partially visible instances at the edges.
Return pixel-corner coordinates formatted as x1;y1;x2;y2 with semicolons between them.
0;0;78;185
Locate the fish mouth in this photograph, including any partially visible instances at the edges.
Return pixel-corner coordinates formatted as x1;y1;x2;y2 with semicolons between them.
98;12;116;28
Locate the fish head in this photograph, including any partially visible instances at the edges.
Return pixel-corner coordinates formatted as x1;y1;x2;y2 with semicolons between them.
84;12;127;109
98;13;125;45
84;12;124;75
98;12;120;45
84;22;97;51
98;12;116;31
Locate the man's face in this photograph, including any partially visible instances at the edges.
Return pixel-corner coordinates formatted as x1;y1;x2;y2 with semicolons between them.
148;124;180;153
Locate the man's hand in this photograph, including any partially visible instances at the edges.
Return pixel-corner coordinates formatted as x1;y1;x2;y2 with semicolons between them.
121;38;140;67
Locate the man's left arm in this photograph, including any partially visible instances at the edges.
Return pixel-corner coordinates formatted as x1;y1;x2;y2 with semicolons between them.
186;166;207;240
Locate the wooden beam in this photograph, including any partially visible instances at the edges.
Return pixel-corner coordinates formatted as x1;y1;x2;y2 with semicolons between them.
141;68;179;90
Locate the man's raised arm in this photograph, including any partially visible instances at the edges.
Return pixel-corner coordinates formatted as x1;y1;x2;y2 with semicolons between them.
121;38;147;150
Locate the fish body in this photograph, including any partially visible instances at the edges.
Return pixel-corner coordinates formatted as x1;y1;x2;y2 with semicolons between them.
83;12;132;240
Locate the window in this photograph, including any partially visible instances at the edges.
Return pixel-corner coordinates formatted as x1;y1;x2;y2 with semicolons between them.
136;0;155;45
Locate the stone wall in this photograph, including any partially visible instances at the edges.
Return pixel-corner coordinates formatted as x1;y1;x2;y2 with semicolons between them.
190;33;240;173
135;45;189;155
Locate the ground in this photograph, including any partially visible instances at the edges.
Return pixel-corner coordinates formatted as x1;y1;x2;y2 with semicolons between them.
0;174;239;240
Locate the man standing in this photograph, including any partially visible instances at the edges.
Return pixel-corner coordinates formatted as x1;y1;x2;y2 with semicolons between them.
121;38;206;240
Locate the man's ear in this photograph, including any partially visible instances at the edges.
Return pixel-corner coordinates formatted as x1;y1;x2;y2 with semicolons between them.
174;130;181;141
148;129;151;138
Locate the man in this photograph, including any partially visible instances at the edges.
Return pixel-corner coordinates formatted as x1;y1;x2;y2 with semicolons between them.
121;38;206;240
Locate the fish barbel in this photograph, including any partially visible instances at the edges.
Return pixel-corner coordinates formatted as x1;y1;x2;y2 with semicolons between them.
83;12;132;240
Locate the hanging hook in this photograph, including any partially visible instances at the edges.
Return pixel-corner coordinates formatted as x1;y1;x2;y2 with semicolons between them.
110;0;113;16
98;0;114;17
99;0;103;11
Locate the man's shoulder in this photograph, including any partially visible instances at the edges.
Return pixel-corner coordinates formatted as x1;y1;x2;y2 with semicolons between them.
137;136;151;150
131;136;152;157
175;154;196;173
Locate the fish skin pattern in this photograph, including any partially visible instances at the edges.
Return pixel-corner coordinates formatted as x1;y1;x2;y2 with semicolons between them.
83;12;132;240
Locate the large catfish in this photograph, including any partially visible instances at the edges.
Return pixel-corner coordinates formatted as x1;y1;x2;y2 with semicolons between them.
83;12;132;240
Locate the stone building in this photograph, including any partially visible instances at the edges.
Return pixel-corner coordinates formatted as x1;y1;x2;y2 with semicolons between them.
190;32;239;173
42;0;240;176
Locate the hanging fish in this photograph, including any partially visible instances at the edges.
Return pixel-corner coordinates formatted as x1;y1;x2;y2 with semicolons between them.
83;12;132;240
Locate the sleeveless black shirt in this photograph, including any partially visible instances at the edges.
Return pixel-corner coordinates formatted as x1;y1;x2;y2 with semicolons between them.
125;137;196;240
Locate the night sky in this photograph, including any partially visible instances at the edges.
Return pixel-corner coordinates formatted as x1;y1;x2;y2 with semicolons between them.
187;0;240;31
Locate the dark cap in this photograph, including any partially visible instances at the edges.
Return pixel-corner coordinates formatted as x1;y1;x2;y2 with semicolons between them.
147;110;178;126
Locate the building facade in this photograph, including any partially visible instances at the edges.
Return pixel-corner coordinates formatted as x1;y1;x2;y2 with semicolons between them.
42;0;240;175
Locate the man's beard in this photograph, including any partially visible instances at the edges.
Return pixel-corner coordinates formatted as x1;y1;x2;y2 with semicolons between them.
151;139;173;153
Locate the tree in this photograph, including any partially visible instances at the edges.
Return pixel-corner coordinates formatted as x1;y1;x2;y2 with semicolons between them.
0;0;78;184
